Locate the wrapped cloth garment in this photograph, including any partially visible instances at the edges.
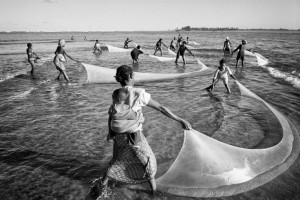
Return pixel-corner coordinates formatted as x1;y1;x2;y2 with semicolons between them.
105;86;157;183
106;131;157;183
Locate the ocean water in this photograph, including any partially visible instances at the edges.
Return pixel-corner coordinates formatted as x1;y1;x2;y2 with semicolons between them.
0;31;300;200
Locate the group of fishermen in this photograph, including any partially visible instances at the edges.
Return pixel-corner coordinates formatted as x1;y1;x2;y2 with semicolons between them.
27;35;248;93
121;35;247;68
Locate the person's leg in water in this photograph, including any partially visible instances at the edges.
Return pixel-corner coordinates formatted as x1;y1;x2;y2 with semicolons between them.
153;47;158;55
224;83;231;93
235;53;241;68
28;60;35;75
57;72;61;80
235;58;239;68
182;55;186;65
148;178;156;195
241;56;244;68
175;52;180;64
61;70;70;82
223;78;231;93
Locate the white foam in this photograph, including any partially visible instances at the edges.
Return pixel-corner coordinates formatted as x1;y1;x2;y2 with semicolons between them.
268;67;286;78
267;67;300;89
285;76;300;89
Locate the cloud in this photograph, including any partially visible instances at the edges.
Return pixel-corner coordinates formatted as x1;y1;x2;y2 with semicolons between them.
43;0;57;3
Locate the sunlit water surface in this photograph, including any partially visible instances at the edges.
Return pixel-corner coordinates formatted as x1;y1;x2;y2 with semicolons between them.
0;31;300;200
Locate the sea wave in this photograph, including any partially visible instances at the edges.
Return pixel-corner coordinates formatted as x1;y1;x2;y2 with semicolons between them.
267;67;300;89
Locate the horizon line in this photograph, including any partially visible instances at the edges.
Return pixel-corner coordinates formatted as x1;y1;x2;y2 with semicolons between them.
1;28;300;33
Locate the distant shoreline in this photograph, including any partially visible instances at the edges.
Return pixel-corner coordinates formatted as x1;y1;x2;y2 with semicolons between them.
0;29;299;33
177;26;299;32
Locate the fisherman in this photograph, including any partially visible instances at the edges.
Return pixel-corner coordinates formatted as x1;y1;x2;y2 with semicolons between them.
93;40;102;53
124;38;133;49
206;58;237;93
175;41;195;65
232;40;247;68
130;45;147;63
223;36;232;55
26;43;40;75
170;37;176;51
153;38;168;56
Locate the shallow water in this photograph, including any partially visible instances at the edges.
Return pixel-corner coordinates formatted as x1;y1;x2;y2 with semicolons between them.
0;31;300;200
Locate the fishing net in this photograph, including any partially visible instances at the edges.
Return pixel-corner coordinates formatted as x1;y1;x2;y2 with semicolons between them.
155;81;299;197
105;44;132;52
81;57;208;83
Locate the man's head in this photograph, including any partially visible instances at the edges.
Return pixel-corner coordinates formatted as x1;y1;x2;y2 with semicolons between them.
56;46;63;54
219;58;226;67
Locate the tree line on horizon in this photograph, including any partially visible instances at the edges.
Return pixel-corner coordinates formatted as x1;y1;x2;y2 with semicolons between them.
178;26;238;31
176;26;294;31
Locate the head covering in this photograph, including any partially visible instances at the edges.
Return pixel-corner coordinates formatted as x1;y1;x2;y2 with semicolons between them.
226;36;229;40
242;40;247;44
59;39;65;47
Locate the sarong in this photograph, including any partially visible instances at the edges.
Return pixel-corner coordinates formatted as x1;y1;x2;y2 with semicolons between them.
106;131;157;184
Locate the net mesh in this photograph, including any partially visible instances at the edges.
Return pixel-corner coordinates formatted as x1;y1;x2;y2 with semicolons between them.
82;57;208;83
155;81;299;197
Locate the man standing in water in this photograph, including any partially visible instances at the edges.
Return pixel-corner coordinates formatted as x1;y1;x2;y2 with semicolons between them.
232;40;247;68
175;41;195;65
206;58;237;93
53;39;80;82
170;37;177;52
53;46;70;82
93;40;102;53
130;45;147;63
124;38;133;49
223;36;232;55
26;43;40;75
153;38;168;56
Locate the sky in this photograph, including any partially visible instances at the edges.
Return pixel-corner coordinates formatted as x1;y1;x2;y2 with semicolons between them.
0;0;299;32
